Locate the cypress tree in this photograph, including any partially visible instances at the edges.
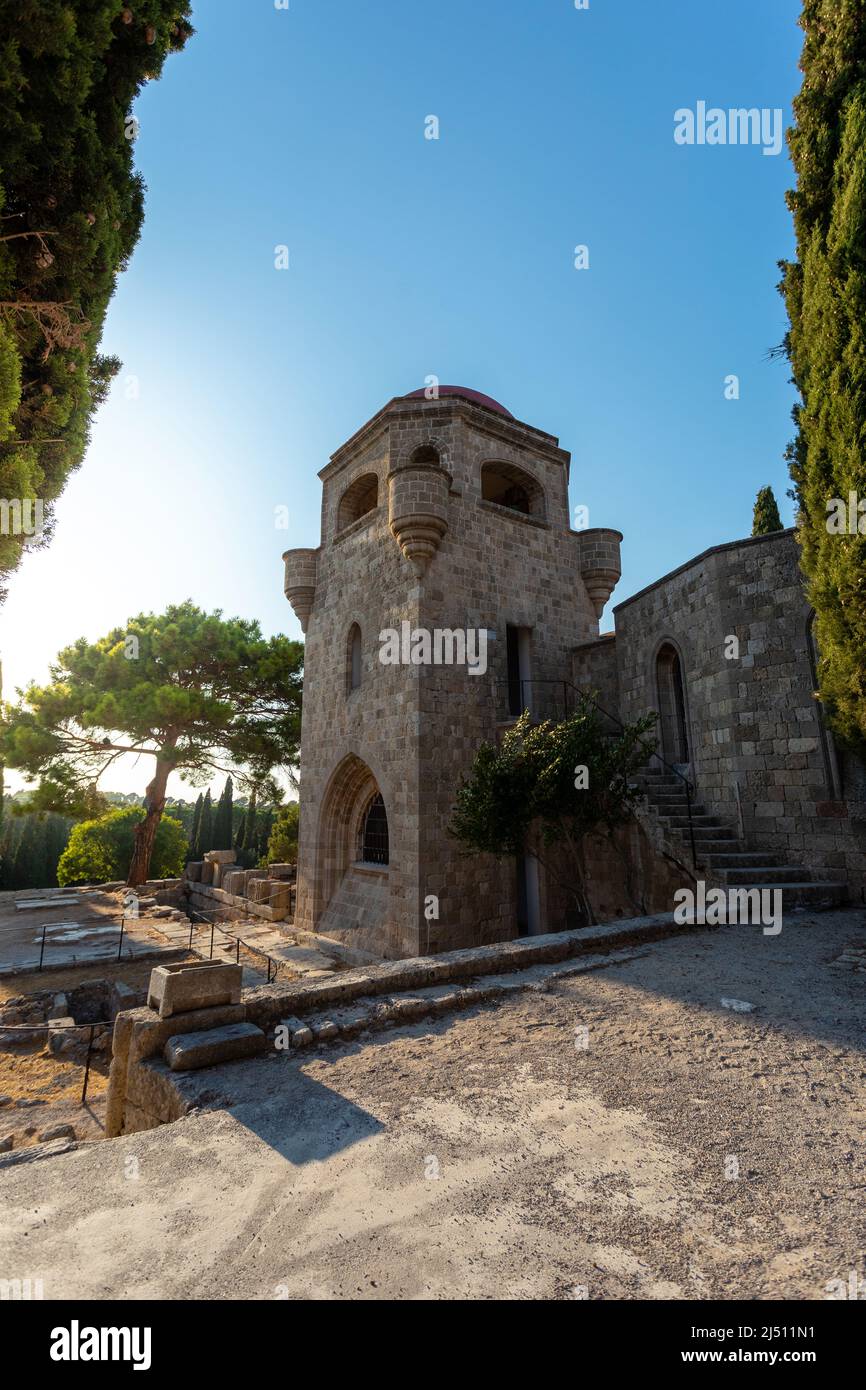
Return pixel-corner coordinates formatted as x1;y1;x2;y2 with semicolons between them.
781;1;866;752
234;810;246;856
257;807;275;862
0;4;194;592
213;775;233;850
199;788;213;857
752;485;784;536
242;787;258;854
188;792;203;861
12;817;40;888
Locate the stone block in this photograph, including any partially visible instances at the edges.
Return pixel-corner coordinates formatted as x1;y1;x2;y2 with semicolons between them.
204;850;236;864
268;863;296;880
199;861;214;886
47;1017;76;1055
38;1123;76;1143
164;1021;266;1072
185;862;203;883
147;960;242;1019
276;1017;313;1048
248;878;276;904
223;870;247;896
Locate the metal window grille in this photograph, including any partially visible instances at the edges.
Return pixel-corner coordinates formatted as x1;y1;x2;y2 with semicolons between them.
360;793;389;865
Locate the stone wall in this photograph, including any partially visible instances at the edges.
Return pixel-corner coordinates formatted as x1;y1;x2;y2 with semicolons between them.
610;529;866;896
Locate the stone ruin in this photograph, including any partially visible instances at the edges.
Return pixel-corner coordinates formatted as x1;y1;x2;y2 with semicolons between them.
106;959;266;1135
183;850;297;923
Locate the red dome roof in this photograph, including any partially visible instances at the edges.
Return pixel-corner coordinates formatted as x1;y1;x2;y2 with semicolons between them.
403;385;513;418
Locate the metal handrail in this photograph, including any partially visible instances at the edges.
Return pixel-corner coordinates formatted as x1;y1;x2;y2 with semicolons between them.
499;676;698;870
186;907;289;985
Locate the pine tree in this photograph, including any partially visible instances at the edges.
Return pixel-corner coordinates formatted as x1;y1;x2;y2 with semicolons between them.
188;792;203;861
752;485;784;536
781;1;866;752
0;604;302;884
198;789;213;858
234;810;246;856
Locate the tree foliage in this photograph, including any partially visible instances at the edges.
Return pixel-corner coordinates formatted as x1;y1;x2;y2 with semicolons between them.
449;700;656;924
0;2;193;591
1;602;303;884
780;1;866;753
0;806;72;890
57;804;185;887
212;775;233;851
752;485;784;536
265;801;299;865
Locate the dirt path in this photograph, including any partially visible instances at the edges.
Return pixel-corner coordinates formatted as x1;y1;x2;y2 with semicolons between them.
1;911;864;1300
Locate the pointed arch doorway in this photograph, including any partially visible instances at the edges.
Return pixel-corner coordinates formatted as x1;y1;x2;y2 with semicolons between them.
655;642;690;766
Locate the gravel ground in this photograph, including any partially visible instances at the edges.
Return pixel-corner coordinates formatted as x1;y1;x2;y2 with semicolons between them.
1;909;864;1301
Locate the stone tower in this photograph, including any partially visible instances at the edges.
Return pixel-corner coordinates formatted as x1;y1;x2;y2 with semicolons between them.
282;387;621;959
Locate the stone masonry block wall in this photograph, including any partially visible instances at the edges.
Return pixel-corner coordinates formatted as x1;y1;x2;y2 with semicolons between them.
572;634;621;715
613;529;866;895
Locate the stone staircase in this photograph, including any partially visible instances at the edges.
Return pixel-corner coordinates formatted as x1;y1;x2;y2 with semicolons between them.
636;768;847;910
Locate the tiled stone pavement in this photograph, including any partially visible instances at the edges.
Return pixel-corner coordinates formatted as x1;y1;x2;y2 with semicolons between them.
150;916;338;986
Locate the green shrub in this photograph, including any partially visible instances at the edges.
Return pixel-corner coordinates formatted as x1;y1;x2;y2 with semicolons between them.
57;805;186;886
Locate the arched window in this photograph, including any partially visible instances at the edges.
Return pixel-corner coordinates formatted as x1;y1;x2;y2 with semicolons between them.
359;793;389;865
347;623;362;693
337;473;379;531
481;462;545;519
410;444;440;466
655;642;689;765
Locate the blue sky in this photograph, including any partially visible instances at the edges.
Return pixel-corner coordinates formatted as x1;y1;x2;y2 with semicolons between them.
1;0;804;795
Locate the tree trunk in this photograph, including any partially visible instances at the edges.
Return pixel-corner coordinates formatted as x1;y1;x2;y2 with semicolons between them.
126;758;172;887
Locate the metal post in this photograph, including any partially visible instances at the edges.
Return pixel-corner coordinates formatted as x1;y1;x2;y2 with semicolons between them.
116;916;125;962
188;919;194;951
209;922;214;959
236;937;240;964
81;1025;95;1105
38;921;47;972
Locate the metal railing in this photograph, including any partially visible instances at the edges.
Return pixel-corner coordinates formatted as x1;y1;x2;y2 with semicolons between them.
34;914;133;973
185;908;291;985
496;677;698;870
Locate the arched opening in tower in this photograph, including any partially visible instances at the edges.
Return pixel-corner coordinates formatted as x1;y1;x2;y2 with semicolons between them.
481;461;544;518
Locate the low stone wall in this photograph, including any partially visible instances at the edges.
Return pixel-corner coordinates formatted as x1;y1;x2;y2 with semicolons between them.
105;914;681;1137
106;999;248;1136
242;913;680;1034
